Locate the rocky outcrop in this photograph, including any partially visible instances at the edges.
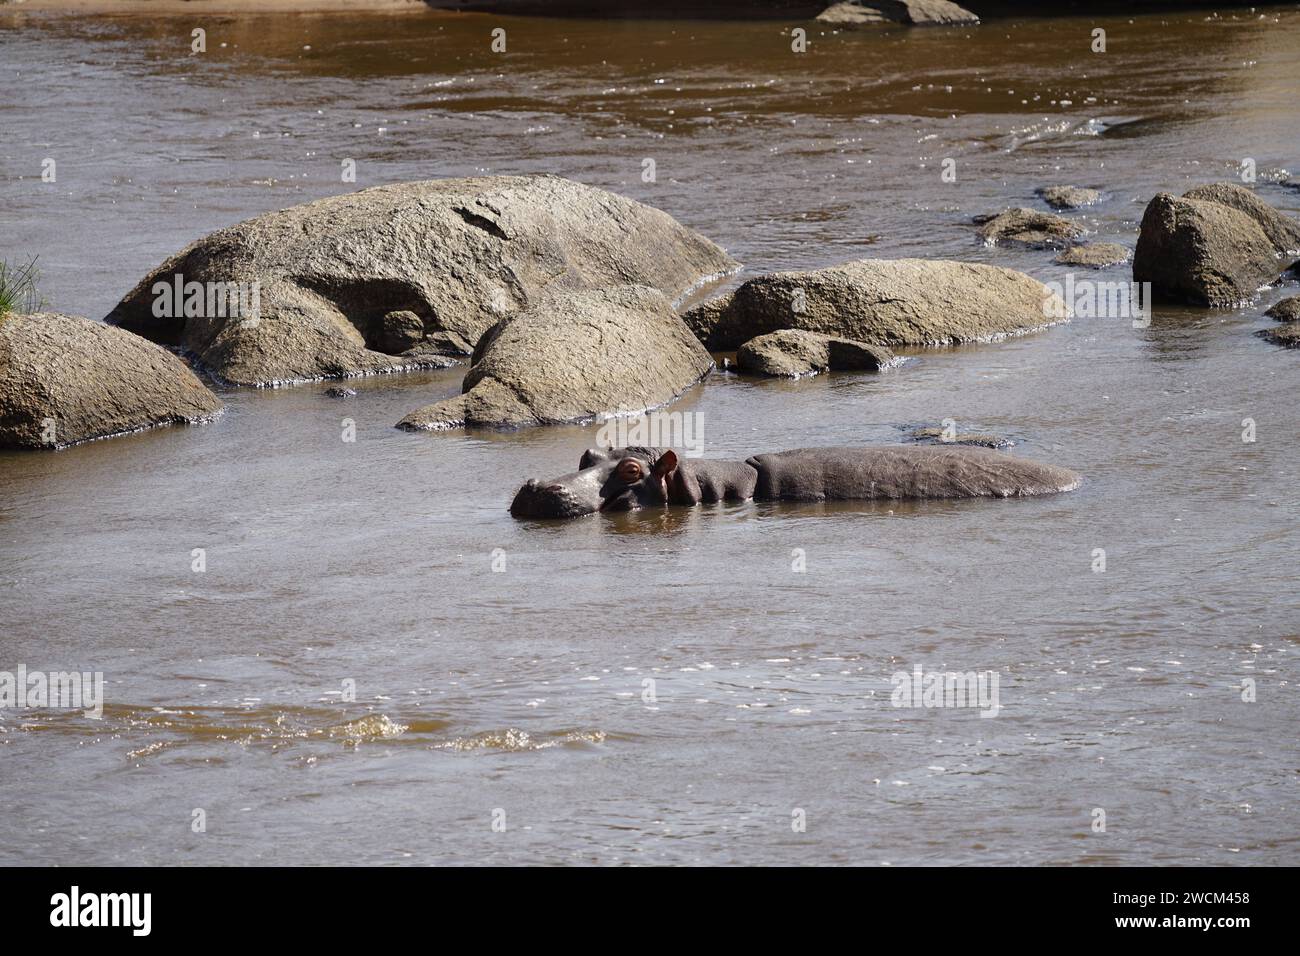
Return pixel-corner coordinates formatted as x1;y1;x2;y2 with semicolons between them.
736;329;893;377
1133;183;1300;306
683;258;1065;352
974;208;1084;249
1055;243;1130;269
105;175;737;386
0;312;222;449
1265;295;1300;323
1036;186;1101;210
815;1;978;26
396;286;713;430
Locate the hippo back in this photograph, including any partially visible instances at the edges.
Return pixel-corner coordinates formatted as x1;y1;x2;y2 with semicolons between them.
746;446;1081;501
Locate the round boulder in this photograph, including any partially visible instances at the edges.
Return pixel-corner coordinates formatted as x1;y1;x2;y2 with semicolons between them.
0;312;222;449
397;286;713;430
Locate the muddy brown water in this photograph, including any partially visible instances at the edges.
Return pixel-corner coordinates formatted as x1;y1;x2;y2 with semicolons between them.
1;8;1298;865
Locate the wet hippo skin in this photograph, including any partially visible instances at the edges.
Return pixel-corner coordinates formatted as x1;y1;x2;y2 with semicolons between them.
511;444;1081;518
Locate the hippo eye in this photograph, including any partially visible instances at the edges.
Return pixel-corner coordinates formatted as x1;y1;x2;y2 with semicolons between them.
616;459;643;482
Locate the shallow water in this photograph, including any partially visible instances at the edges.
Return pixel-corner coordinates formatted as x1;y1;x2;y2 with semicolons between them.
1;7;1298;866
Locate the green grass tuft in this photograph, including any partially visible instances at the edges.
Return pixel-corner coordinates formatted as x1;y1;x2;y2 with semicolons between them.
0;256;47;320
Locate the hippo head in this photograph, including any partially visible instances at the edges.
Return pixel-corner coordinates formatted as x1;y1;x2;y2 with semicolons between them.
510;446;680;519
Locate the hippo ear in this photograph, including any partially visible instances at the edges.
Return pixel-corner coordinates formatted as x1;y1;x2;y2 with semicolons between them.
652;450;678;479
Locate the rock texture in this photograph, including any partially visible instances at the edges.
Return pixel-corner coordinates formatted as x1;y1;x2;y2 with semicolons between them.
397;285;713;430
1133;182;1300;306
1265;295;1300;323
974;208;1085;249
816;0;978;26
106;175;737;386
1055;243;1130;269
684;258;1065;352
736;329;893;377
0;312;222;450
1036;186;1101;210
1260;323;1300;348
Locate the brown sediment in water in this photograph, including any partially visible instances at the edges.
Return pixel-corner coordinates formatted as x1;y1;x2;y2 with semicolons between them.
4;6;1300;867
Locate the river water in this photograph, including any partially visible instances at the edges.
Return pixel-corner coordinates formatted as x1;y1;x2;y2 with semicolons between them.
1;7;1297;865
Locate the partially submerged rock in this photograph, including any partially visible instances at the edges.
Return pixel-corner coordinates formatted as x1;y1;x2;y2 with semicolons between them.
106;175;737;386
0;312;222;450
909;426;1014;449
816;0;979;26
1055;243;1130;269
396;286;713;431
683;258;1064;352
1133;182;1300;306
735;329;894;377
974;208;1085;249
1036;186;1101;210
1265;295;1300;323
1260;323;1300;348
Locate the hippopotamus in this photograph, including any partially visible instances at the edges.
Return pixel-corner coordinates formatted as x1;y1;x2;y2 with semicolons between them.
510;445;1081;519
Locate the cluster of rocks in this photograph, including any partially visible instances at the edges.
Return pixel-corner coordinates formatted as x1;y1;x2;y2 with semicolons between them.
6;174;1298;450
976;186;1129;270
1260;294;1300;348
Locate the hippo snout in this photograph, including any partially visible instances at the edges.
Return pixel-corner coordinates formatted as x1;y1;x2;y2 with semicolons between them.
510;476;597;519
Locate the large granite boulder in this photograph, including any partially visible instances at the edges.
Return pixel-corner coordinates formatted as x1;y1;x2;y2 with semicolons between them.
0;312;222;449
105;175;737;386
735;329;893;377
683;258;1065;352
396;286;713;431
1133;182;1300;306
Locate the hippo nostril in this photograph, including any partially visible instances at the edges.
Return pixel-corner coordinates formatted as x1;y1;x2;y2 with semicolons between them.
544;484;564;493
525;479;539;489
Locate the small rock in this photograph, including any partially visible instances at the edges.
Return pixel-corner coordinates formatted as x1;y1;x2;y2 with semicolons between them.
325;386;357;398
1264;295;1300;323
736;329;894;378
1260;322;1300;348
816;0;979;26
909;426;1014;449
1054;243;1130;269
974;208;1085;249
1036;186;1101;210
375;309;425;354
